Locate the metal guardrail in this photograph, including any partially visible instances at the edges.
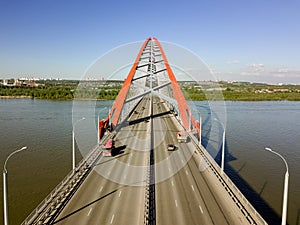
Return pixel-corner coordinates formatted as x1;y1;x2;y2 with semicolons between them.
143;158;151;225
21;132;113;225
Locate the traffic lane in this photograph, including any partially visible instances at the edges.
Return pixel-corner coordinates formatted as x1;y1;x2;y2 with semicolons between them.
152;101;194;224
55;99;150;224
156;100;249;224
80;97;150;224
153;116;212;224
185;147;251;225
55;143;147;225
115;96;150;166
127;96;150;123
85;184;146;225
54;168;123;224
173;149;228;225
54;137;138;224
153;100;229;224
163;116;235;223
178;134;250;224
87;111;149;224
81;109;149;224
115;114;150;167
108;98;149;224
155;143;205;224
156;98;247;224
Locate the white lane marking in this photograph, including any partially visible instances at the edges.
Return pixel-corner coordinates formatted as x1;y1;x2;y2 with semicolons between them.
99;186;103;193
110;214;115;224
171;180;174;187
191;184;195;192
168;167;171;172
118;191;122;197
198;205;203;214
185;170;189;175
87;208;93;216
181;159;184;164
175;199;178;207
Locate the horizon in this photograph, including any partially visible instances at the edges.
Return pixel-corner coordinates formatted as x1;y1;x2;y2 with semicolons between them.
1;77;300;86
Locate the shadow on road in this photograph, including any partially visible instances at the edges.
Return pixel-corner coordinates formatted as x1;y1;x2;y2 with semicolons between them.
53;189;119;224
93;152;130;166
112;145;126;156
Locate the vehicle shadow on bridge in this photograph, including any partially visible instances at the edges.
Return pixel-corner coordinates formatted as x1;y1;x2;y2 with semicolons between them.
124;110;171;128
202;127;282;225
93;151;129;166
112;145;126;156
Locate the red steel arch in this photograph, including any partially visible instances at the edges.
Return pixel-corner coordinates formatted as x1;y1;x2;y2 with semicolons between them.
99;37;200;139
153;37;199;132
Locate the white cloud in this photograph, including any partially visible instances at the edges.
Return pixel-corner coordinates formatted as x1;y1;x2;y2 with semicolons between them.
247;63;265;68
272;67;300;78
207;63;300;84
239;63;266;76
273;67;300;74
226;60;240;64
239;66;300;83
240;71;261;76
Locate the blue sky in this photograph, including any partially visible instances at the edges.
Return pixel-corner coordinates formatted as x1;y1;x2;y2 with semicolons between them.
0;0;299;83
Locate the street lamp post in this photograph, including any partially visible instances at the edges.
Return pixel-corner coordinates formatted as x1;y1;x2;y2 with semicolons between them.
221;129;225;172
265;147;289;225
214;118;226;173
3;146;28;225
198;113;202;146
98;107;107;144
72;117;85;170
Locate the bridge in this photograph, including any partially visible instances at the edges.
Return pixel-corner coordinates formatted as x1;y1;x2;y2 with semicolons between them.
21;38;267;225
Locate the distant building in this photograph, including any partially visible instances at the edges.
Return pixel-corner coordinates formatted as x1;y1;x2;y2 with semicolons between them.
0;79;40;87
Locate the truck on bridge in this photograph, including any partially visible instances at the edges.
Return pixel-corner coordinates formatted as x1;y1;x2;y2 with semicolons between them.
176;131;188;143
102;139;114;156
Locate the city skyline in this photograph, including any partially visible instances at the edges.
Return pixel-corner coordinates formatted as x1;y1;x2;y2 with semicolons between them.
1;0;299;84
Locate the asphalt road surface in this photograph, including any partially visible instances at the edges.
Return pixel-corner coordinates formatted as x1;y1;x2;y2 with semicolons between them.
54;96;251;225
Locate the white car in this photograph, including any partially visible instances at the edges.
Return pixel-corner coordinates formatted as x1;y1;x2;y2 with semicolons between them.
167;144;176;151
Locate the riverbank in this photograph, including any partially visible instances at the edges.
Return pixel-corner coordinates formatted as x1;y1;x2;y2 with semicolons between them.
1;80;300;101
1;93;300;101
0;96;113;101
0;95;32;99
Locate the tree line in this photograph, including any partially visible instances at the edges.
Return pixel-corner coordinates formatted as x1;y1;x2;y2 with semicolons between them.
0;85;119;100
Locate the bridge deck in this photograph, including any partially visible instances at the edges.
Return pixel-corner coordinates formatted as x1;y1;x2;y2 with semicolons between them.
51;97;257;225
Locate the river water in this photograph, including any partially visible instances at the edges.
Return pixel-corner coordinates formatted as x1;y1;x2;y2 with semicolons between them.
0;99;299;225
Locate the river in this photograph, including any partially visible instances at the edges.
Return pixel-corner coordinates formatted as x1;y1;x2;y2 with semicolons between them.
0;99;299;225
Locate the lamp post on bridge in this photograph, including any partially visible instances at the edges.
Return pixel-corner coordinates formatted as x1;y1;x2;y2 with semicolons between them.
72;117;85;170
213;118;226;173
198;112;202;146
3;146;28;225
265;147;289;225
98;107;107;144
